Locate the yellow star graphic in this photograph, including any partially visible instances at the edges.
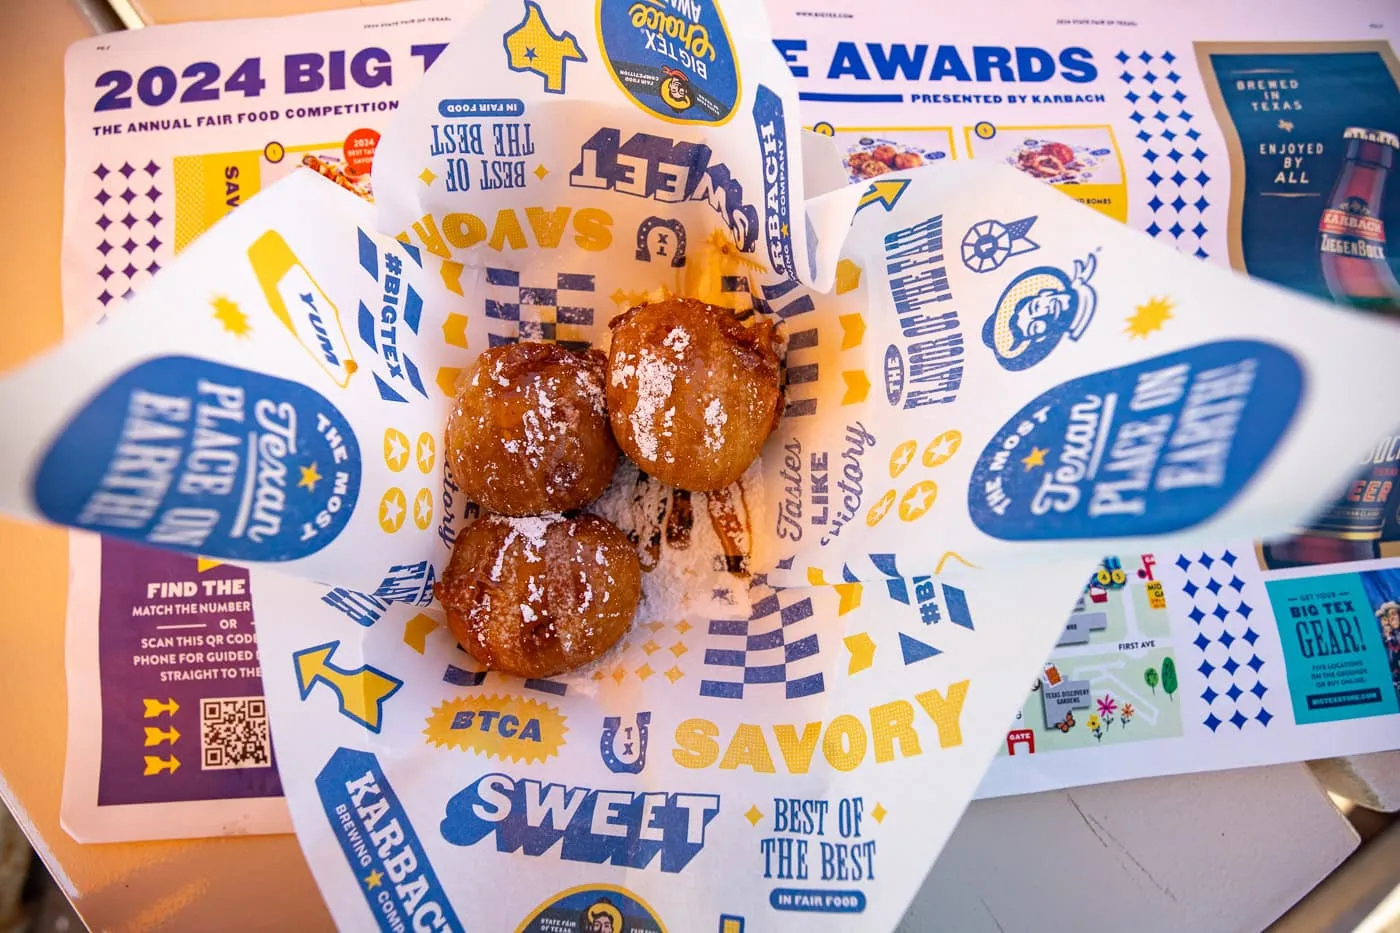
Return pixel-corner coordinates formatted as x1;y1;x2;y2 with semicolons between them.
363;870;384;889
297;462;322;491
413;487;434;530
211;297;252;337
899;480;939;522
1125;296;1174;339
503;0;586;93
379;488;407;533
384;429;410;472
1021;446;1048;470
415;432;436;474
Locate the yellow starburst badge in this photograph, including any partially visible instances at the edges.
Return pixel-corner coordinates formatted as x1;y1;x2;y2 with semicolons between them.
211;297;251;337
1021;446;1048;470
1125;296;1174;338
423;694;567;764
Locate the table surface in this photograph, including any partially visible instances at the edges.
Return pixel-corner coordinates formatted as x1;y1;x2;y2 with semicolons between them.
0;2;1376;930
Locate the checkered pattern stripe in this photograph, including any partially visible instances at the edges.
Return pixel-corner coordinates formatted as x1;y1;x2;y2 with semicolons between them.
483;268;598;351
1116;50;1213;260
1172;550;1274;731
700;584;823;701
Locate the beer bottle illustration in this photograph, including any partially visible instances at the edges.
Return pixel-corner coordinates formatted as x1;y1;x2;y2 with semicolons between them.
1264;433;1400;568
1264;127;1400;568
1318;127;1400;315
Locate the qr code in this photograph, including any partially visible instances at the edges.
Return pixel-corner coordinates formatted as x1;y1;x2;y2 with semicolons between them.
200;697;273;770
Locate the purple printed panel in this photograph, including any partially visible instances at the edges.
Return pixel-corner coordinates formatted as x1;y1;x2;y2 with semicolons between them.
97;538;283;806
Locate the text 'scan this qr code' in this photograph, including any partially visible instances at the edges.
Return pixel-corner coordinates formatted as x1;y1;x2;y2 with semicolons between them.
200;697;273;770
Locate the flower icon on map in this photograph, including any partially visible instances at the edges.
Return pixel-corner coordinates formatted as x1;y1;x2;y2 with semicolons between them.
1086;713;1101;732
1096;695;1117;718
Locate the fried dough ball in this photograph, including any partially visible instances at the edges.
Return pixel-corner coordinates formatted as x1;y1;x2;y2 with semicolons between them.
434;513;641;677
858;159;891;177
446;342;618;516
893;151;924;170
871;144;899;165
607;298;782;492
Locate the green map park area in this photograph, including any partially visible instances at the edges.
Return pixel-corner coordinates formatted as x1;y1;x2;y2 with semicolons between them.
1001;554;1185;756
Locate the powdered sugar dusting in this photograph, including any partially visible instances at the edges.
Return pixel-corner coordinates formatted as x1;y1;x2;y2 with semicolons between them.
662;326;690;355
519;603;537;623
703;397;728;452
505;514;558;564
626;350;677;464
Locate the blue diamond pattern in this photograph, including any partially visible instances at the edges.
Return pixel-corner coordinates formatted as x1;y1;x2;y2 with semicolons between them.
1223;657;1240;675
1194;247;1209;259
1162;129;1177;141
1144;70;1158;81
1180;109;1194;121
1204;713;1222;732
94;164;109;180
1163;51;1177;63
1137;129;1152;143
1146;221;1162;237
1176;555;1192;571
1196;171;1211;185
1243;628;1259;645
1251;681;1268;699
1238;602;1253;619
1171;170;1188;186
1171;195;1187;211
1202;686;1219;704
1195;196;1210;211
1198;659;1215;677
1200;553;1215;568
1186;127;1202;140
95;190;110;205
1144;149;1159;163
1206;578;1222;594
1130;112;1145;124
1194;633;1210;651
1169;222;1185;238
1230;710;1248;729
1116;51;1130;63
1154;109;1169;122
1126;90;1140;103
1183;579;1199;597
1139;51;1153;63
1257;709;1274;726
1212;603;1230;620
1168;149;1184;163
1225;683;1243;702
1149;90;1164;103
1120;70;1135;83
1173;89;1187;103
1148;195;1164;211
1227;575;1244;592
1247;654;1264;672
1188;606;1204;623
1219;630;1235;648
1167;71;1181;82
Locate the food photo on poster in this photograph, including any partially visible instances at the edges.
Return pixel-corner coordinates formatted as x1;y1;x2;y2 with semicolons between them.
11;0;1400;929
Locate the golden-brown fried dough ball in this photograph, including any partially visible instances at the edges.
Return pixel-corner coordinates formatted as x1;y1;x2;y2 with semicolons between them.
607;299;782;492
435;513;641;677
446;342;618;516
858;159;891;177
871;144;899;165
893;151;924;170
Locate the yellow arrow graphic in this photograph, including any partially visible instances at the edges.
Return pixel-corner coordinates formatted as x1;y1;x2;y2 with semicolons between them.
294;642;403;733
842;370;871;405
143;726;180;747
142;698;179;718
856;178;911;214
838;312;866;349
143;755;180;776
